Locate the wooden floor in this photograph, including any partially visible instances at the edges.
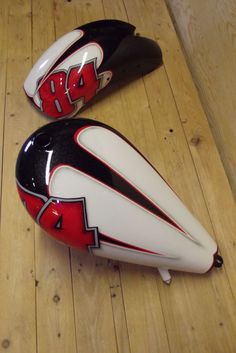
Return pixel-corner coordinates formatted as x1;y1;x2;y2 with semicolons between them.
167;0;236;198
0;1;236;352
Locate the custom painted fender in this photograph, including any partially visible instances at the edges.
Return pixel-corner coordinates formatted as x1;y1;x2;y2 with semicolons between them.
16;119;223;283
24;20;162;120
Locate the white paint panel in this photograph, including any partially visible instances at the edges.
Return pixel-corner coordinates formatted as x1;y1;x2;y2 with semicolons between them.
24;29;84;96
77;126;216;252
49;166;215;273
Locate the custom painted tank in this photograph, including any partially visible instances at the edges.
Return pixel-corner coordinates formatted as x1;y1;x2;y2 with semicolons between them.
16;119;223;283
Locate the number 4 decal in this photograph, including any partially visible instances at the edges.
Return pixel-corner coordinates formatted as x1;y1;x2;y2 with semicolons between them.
37;197;100;251
67;61;100;104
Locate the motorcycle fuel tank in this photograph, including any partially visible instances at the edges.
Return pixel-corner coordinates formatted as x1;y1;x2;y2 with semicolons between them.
24;20;162;120
16;119;223;283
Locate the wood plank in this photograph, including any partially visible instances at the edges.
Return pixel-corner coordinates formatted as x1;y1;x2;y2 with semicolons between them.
70;252;118;353
146;64;236;353
123;0;236;297
117;69;236;353
104;2;227;353
167;0;236;197
31;1;78;353
35;235;77;353
119;263;170;353
127;0;236;298
54;3;119;353
0;0;7;202
121;0;236;352
0;1;37;352
107;260;131;353
74;0;105;24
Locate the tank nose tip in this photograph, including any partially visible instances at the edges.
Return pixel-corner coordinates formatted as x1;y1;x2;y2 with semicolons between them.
214;254;223;268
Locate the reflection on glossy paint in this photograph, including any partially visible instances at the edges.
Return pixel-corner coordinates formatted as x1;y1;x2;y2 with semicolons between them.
24;140;33;152
45;150;53;186
39;59;49;70
78;51;88;73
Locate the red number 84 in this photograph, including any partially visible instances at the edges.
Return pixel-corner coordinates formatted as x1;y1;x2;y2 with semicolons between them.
38;60;106;119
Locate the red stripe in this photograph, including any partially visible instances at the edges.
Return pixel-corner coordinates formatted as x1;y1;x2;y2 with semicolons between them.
99;232;160;255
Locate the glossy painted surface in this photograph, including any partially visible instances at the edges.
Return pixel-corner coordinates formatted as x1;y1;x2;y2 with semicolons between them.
24;20;162;119
16;119;223;281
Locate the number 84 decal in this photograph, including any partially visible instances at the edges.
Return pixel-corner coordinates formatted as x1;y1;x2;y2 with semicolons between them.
35;44;112;119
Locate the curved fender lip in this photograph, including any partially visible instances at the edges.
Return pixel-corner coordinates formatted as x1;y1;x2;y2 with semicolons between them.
78;19;136;36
